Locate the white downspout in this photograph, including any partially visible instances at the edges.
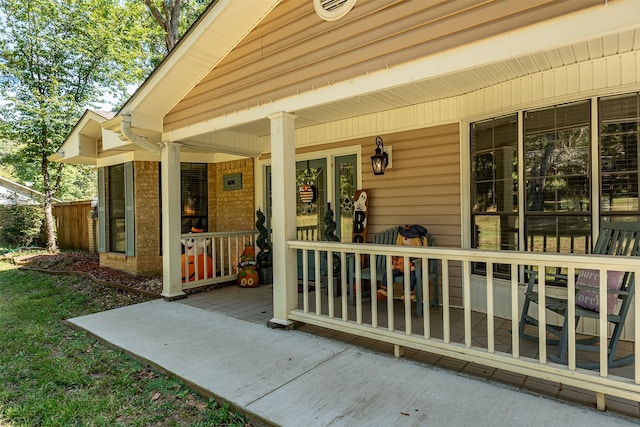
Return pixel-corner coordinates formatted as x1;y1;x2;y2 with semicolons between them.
120;114;162;153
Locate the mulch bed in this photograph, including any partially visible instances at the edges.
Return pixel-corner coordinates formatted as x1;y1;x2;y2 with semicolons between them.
9;251;234;298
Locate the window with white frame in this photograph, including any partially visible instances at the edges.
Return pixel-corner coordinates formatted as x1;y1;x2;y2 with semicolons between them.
471;94;640;277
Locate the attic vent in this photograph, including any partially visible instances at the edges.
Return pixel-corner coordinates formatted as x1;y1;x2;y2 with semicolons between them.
314;0;357;21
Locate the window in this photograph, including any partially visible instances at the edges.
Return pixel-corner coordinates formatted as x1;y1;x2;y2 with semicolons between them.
181;163;208;233
471;115;518;252
524;101;591;254
599;93;640;222
471;101;595;277
97;162;134;255
108;164;126;253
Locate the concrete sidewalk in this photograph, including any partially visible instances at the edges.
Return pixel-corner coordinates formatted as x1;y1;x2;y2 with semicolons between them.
67;299;633;426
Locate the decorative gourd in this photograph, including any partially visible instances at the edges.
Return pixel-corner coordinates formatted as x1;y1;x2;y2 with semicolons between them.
237;244;259;288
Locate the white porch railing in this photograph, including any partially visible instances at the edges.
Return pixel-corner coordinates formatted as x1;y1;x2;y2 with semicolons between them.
180;230;257;290
287;240;640;407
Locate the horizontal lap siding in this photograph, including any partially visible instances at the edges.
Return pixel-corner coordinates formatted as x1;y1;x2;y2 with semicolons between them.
164;0;602;131
362;123;463;306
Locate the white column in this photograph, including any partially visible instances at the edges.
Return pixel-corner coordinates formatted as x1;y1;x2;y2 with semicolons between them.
268;112;297;326
161;141;186;300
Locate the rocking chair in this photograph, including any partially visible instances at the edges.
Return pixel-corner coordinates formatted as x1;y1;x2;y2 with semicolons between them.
518;221;640;369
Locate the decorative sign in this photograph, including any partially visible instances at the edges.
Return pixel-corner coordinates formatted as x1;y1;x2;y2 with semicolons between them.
223;173;242;191
299;184;315;203
352;189;369;243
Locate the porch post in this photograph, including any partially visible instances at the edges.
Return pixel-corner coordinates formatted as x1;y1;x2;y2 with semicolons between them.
268;112;297;327
161;141;186;300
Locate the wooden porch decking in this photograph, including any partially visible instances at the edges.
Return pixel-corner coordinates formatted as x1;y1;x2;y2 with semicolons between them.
179;284;640;420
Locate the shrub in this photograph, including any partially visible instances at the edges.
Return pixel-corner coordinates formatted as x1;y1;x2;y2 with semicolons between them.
1;193;44;247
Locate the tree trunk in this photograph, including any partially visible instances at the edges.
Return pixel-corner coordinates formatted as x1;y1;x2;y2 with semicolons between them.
43;199;57;252
41;153;61;252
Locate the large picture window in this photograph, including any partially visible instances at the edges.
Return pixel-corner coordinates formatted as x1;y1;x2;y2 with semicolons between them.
471;94;640;277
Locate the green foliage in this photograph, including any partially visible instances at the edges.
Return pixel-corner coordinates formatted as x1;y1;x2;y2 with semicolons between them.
1;195;44;247
0;260;250;426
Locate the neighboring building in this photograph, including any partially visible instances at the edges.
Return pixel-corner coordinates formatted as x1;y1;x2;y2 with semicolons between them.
0;176;56;206
55;0;640;407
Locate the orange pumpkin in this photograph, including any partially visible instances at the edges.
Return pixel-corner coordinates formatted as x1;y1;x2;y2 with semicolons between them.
182;253;214;282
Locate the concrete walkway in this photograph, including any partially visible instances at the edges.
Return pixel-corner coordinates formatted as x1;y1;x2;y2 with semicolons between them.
68;299;634;426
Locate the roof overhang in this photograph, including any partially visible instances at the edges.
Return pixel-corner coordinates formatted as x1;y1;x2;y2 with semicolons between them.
50;110;114;165
116;0;281;136
162;0;640;143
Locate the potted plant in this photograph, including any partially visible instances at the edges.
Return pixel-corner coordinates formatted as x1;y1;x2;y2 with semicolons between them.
255;209;273;285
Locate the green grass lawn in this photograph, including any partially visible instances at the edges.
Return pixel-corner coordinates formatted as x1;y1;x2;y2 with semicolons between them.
0;254;250;427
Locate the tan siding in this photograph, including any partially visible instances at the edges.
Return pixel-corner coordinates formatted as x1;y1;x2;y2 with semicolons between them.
165;0;603;131
360;123;462;305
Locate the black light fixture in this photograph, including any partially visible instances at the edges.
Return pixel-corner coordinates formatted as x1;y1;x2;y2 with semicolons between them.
370;136;389;175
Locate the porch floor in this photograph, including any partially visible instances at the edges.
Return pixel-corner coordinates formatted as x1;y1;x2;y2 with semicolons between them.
181;283;640;420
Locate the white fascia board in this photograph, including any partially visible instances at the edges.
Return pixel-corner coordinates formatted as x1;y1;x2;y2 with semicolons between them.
95;150;161;168
102;128;128;151
121;0;281;119
165;0;640;141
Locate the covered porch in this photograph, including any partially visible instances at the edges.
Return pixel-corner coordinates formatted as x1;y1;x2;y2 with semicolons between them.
179;271;639;419
175;230;640;414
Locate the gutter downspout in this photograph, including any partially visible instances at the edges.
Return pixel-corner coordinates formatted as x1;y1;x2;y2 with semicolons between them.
121;115;162;153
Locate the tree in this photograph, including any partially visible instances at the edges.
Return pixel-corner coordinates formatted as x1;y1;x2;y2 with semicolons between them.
0;0;153;251
141;0;210;53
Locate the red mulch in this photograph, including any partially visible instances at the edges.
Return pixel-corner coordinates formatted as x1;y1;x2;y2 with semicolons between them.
13;252;163;295
11;251;232;296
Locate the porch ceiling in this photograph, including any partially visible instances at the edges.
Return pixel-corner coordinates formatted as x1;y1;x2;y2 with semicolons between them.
182;27;640;143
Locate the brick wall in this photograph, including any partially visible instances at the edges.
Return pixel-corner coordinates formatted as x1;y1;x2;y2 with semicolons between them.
212;158;255;231
100;159;254;277
100;161;162;276
133;161;162;275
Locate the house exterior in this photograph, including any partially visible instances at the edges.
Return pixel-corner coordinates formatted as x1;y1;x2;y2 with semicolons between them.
56;0;640;407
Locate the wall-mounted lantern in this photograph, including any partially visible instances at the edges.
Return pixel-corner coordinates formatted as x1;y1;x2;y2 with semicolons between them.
371;136;389;175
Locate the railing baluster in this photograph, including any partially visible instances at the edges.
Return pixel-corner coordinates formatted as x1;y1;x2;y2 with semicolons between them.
537;264;547;364
442;259;450;344
487;262;494;353
463;260;472;348
404;257;412;336
314;249;321;315
327;251;335;318
370;261;378;328
386;256;394;332
511;262;519;359
599;268;608;377
567;266;576;370
422;256;430;339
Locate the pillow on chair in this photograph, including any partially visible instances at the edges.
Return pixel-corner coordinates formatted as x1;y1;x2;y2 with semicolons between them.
575;269;625;314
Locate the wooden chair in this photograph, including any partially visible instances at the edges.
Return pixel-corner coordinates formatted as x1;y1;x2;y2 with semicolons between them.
519;221;640;369
347;227;439;318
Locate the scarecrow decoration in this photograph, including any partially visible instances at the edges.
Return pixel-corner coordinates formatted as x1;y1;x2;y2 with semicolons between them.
181;219;213;282
237;244;259;287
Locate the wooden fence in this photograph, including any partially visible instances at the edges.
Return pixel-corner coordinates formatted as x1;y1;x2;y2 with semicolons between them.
53;200;94;252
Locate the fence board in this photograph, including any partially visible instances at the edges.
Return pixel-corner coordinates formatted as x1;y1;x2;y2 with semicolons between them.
53;201;92;252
